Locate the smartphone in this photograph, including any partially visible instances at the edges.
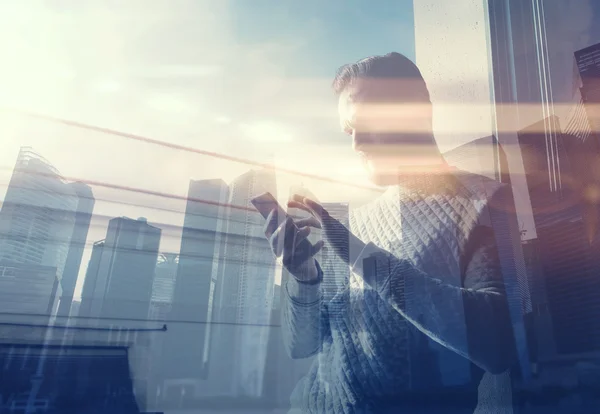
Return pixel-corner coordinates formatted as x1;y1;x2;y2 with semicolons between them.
251;192;286;222
251;192;313;252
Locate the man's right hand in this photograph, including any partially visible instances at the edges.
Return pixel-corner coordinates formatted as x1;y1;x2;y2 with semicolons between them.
263;209;325;284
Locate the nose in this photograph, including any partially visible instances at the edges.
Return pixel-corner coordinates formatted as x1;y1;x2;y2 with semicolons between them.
352;131;378;153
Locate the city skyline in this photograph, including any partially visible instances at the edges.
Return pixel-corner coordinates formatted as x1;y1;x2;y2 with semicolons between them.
1;2;600;412
0;135;517;305
78;216;161;323
0;118;568;398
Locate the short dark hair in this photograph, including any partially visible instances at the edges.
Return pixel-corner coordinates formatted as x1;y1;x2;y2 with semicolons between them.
332;52;430;102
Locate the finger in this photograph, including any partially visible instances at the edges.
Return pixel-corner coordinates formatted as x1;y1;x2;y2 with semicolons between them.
290;194;307;204
287;200;313;215
282;219;304;256
278;216;300;250
294;226;311;247
303;198;328;220
282;233;300;269
295;216;322;229
282;235;312;269
310;240;325;257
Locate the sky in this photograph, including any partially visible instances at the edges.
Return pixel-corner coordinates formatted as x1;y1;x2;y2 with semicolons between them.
0;0;416;297
1;1;598;299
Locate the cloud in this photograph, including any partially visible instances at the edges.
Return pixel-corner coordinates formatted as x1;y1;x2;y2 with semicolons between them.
131;64;223;79
92;79;122;94
239;121;294;143
214;115;233;124
144;93;199;116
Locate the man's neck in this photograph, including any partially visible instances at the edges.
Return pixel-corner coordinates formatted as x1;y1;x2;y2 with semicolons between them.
393;159;454;194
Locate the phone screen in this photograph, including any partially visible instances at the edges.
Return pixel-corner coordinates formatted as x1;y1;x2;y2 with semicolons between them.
250;192;285;219
250;192;289;238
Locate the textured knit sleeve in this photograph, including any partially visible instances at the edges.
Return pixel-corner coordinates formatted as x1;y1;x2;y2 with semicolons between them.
353;193;518;375
282;262;332;359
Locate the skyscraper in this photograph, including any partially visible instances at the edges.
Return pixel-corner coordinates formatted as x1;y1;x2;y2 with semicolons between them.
521;239;556;361
518;117;575;222
272;284;281;311
161;179;228;391
575;42;600;138
563;87;594;143
146;252;177;408
69;300;81;318
573;44;600;244
57;182;95;318
320;202;350;296
536;221;600;354
78;240;105;320
0;147;83;315
210;169;277;398
518;118;600;355
148;253;178;321
0;263;59;317
78;217;161;323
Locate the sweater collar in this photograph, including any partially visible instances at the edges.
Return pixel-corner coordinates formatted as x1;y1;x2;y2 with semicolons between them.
383;164;460;199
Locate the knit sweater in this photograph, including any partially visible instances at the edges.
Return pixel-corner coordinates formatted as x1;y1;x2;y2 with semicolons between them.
282;169;518;414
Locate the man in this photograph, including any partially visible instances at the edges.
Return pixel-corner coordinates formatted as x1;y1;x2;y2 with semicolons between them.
263;52;519;413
